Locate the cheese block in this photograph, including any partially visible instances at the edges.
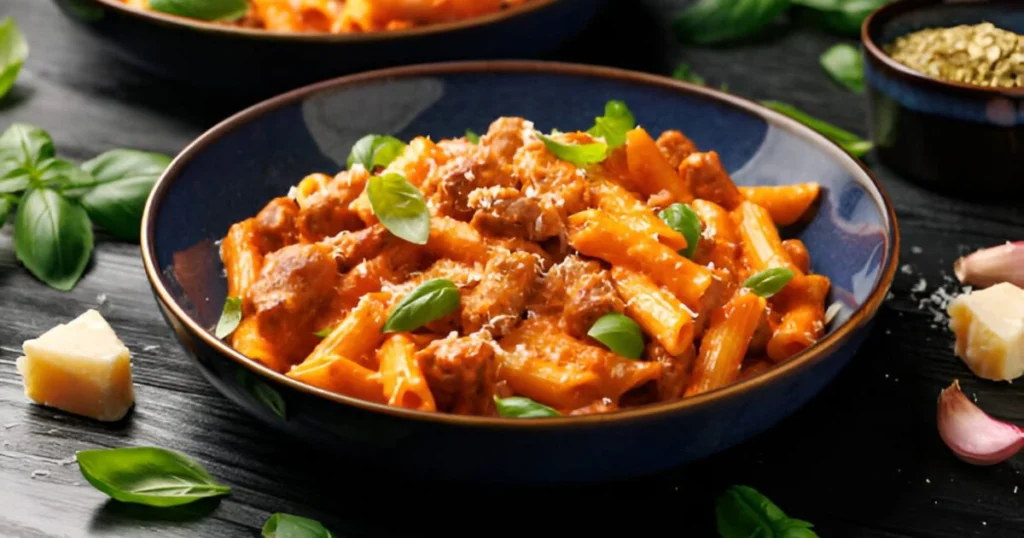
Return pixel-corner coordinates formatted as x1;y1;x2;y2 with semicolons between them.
15;309;135;421
947;282;1024;381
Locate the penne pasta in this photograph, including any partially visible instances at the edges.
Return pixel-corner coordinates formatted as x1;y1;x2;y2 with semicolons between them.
685;290;767;397
592;180;689;252
739;183;821;226
221;219;263;301
767;274;831;362
735;200;803;276
378;334;437;411
626;127;693;203
611;267;695;355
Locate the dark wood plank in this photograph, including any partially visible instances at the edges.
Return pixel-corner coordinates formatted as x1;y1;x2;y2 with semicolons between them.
2;0;1022;536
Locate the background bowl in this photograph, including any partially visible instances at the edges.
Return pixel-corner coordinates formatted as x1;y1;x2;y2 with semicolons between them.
51;0;608;97
862;0;1024;199
141;61;899;484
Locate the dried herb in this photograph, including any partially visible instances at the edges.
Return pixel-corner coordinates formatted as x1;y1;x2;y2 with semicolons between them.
886;22;1024;88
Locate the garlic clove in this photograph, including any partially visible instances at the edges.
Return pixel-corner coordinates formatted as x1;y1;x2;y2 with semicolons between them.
953;241;1024;288
937;380;1024;466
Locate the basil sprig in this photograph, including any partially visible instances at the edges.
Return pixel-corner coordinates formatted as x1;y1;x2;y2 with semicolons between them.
743;268;795;297
78;150;172;240
658;203;703;259
464;129;480;144
717;485;819;537
586;100;636;149
14;188;93;291
536;133;609;167
383;278;460;333
761;101;873;156
148;0;248;22
215;296;242;339
794;0;886;36
366;172;430;245
263;513;335;538
76;447;231;507
820;43;864;93
672;62;707;85
494;396;560;418
674;0;792;45
347;134;405;171
587;313;644;359
0;17;28;100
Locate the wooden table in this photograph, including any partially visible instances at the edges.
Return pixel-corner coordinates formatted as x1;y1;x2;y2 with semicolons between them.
2;1;1021;536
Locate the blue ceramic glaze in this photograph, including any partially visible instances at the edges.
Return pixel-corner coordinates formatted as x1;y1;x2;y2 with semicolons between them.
143;62;899;483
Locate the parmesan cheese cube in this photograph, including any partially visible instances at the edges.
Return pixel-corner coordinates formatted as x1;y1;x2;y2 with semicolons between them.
947;282;1024;381
15;309;135;421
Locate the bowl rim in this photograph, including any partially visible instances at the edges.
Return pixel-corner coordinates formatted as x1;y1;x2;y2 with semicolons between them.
88;0;563;42
861;0;1024;97
141;60;901;428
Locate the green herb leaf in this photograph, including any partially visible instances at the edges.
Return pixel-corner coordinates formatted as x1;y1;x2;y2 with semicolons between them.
672;62;707;86
383;278;460;333
148;0;248;21
794;0;886;36
658;203;703;259
743;267;795;297
367;172;429;245
0;123;55;168
76;447;231;507
674;0;792;45
0;195;11;228
346;135;405;171
76;149;171;240
494;396;560;418
586;100;636;149
313;325;333;338
0;18;28;100
263;513;334;538
587;312;644;359
536;133;609;166
215;296;242;339
465;129;480;144
236;370;286;419
14;188;93;291
820;43;864;93
716;485;819;538
761;100;873;156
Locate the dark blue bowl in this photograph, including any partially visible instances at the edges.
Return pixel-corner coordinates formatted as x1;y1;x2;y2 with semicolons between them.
51;0;608;97
141;61;900;484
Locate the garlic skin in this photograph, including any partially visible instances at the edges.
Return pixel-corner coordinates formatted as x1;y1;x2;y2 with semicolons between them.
953;241;1024;288
937;380;1024;466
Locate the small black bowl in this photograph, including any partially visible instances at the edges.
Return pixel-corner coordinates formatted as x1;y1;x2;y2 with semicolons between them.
862;0;1024;198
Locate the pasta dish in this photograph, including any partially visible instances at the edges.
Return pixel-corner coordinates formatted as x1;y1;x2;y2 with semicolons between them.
123;0;537;33
219;100;828;417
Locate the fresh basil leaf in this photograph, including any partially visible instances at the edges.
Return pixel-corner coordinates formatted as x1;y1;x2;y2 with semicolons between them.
794;0;886;36
0;18;28;100
367;172;429;245
743;267;795;297
0;123;55;168
0;195;12;229
587;312;644;359
263;513;334;538
717;485;819;538
148;0;248;22
672;62;707;86
586;100;636;149
536;133;609;166
820;43;864;93
761;100;873;156
465;129;480;144
36;158;92;188
494;396;560;418
674;0;792;45
346;135;405;171
313;325;333;338
0;158;30;193
383;278;460;333
76;446;231;507
215;296;242;339
77;149;171;240
14;188;93;291
658;203;703;259
236;369;286;419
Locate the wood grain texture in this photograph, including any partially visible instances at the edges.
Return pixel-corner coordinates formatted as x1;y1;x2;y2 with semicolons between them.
2;0;1022;536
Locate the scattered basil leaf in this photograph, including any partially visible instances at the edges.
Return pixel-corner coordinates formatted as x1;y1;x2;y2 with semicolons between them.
672;62;707;86
0;195;11;227
263;513;335;538
148;0;248;22
236;369;287;419
658;203;703;259
743;267;795;297
383;278;460;333
0;18;28;100
794;0;886;36
820;43;864;93
587;312;644;359
14;188;93;291
76;447;231;507
717;485;819;538
215;296;242;339
0;123;55;169
536;133;609;166
674;0;792;45
761;100;873;156
346;134;405;171
77;149;172;240
313;325;333;338
494;396;560;418
465;129;480;144
366;172;429;245
586;100;636;149
36;158;93;189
